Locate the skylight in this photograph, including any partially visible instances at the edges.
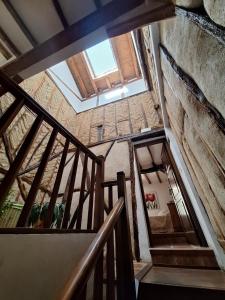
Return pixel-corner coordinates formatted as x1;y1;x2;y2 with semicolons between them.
85;39;118;78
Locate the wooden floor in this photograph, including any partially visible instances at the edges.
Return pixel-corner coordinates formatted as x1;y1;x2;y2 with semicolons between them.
141;266;225;291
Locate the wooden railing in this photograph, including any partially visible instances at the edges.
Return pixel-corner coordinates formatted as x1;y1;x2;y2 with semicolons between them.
0;70;103;230
59;172;136;300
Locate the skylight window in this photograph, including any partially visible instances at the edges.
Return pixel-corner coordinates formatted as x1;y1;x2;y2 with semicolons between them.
85;39;118;78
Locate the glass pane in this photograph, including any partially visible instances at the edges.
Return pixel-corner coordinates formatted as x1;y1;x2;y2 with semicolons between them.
85;39;117;78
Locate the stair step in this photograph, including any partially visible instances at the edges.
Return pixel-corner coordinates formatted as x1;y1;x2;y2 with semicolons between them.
151;231;189;246
138;266;225;300
150;246;219;269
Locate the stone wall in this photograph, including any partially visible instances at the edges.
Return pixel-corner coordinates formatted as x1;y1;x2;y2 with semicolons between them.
156;6;225;251
73;91;161;145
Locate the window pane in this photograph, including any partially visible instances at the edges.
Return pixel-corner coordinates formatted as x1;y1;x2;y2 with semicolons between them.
85;39;117;78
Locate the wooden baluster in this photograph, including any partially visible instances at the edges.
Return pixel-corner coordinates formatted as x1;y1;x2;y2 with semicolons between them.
115;172;136;300
68;192;90;229
93;156;104;300
87;160;96;229
44;138;70;228
0;116;43;207
61;147;80;229
76;153;88;229
0;97;24;136
16;127;58;227
106;185;115;300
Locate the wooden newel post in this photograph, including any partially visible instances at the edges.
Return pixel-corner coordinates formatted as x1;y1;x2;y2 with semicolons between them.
93;155;105;300
116;171;136;300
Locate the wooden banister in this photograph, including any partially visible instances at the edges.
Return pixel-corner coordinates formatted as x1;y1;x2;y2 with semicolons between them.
58;171;136;300
0;70;101;231
59;197;124;300
0;70;100;163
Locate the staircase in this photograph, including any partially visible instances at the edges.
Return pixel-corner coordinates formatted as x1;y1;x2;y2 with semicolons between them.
0;70;224;299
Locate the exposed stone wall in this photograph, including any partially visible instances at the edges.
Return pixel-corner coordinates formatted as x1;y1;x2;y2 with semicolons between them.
158;9;225;251
74;91;161;145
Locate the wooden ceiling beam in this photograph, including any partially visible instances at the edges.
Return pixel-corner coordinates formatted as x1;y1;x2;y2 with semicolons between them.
127;34;140;78
81;53;98;95
2;0;37;47
147;145;162;183
144;174;151;185
0;26;21;57
2;0;144;77
105;77;112;89
110;37;124;84
67;57;89;99
52;0;69;29
108;2;175;37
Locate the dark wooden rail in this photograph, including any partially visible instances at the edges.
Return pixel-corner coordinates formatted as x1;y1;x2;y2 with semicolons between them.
59;172;136;300
0;70;102;230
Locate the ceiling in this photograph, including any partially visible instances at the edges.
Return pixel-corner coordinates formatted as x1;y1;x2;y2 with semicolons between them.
136;142;167;184
0;0;174;79
67;32;141;99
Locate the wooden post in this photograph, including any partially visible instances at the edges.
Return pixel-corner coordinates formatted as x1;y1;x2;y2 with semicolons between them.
116;171;136;300
93;156;104;300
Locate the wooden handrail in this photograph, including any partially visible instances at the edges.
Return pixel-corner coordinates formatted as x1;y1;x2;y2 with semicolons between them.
0;70;99;163
58;197;124;300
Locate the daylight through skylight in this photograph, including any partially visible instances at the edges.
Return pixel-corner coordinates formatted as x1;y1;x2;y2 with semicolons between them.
85;39;118;78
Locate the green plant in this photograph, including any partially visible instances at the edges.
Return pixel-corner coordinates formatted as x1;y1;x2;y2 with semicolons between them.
28;202;65;228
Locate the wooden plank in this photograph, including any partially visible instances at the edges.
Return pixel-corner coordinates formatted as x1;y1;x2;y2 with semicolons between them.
2;0;144;77
17;128;58;227
87;160;96;229
61;147;80;229
141;164;164;174
76;153;88;229
81;53;98;95
0;97;24;136
44;139;70;228
0;116;43;207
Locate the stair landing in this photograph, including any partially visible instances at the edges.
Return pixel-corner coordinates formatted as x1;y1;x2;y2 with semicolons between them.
138;266;225;300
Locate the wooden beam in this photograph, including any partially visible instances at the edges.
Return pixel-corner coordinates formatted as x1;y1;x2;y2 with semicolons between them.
52;0;69;29
144;174;151;185
67;57;89;99
0;40;12;60
2;0;144;77
94;0;102;9
108;2;175;37
105;77;112;89
81;53;98;95
146;146;162;183
140;164;164;175
127;34;140;78
2;0;37;47
110;38;124;84
0;26;21;56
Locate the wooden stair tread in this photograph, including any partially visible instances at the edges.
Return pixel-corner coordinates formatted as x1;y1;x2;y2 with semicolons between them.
141;266;225;291
150;246;214;255
152;231;193;237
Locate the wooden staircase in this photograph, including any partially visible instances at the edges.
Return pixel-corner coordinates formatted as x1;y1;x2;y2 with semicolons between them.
138;266;225;300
